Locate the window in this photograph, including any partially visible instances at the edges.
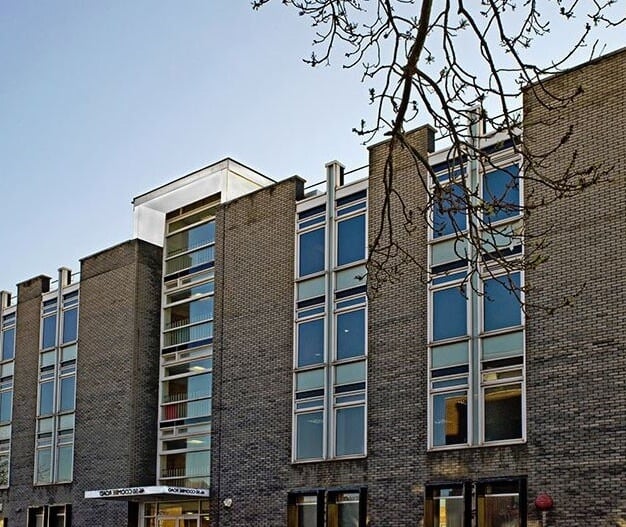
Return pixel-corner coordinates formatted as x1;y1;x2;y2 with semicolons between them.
164;208;216;279
0;309;15;488
294;188;368;462
425;478;526;527
27;504;72;527
35;289;78;484
159;203;217;491
428;154;524;449
288;488;367;527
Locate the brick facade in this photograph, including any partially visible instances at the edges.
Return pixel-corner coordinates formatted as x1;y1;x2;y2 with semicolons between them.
0;47;624;527
0;239;162;526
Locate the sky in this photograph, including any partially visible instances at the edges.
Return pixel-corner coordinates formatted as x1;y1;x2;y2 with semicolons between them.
1;1;623;294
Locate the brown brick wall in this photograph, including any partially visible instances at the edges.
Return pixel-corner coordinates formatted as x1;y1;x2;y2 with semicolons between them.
1;239;162;527
522;48;626;525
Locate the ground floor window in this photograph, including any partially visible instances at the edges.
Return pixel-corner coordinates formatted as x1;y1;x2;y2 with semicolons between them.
27;504;71;527
142;501;209;527
288;487;367;527
425;478;526;527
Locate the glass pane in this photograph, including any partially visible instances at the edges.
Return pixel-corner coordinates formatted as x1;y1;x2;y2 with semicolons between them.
483;164;520;223
433;183;466;237
337;215;365;266
335;361;365;385
483;274;521;332
296;369;324;391
336;309;365;360
335;406;364;456
41;350;55;368
62;308;78;343
61;344;77;362
168;208;215;234
299;227;325;277
338;501;360;527
1;328;14;361
166;247;214;275
335;264;366;291
42;315;57;349
432;288;466;341
0;391;12;423
59;376;75;412
297;501;318;527
480;494;520;527
431;342;468;368
56;444;73;481
432;391;467;446
484;384;522;442
297;319;324;367
432;496;464;527
167;221;215;257
482;331;523;360
39;381;54;415
165;298;213;329
166;281;214;304
297;275;325;301
296;412;323;459
36;448;52;483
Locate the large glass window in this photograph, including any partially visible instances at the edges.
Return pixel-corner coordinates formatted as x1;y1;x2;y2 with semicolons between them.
299;227;325;277
433;182;467;238
483;164;520;224
425;479;525;527
35;289;78;484
337;214;365;266
429;156;524;449
288;489;367;527
294;189;367;462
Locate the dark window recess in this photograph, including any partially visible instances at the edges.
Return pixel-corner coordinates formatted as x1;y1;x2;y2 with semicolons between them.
431;259;468;276
164;262;214;283
297;296;326;310
336;190;366;207
296;389;325;400
162;338;213;355
335;286;367;300
299;205;326;220
482;356;523;370
431;365;469;378
335;382;366;394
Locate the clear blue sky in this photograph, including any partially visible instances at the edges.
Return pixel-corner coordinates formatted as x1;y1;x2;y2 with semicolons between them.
1;1;623;293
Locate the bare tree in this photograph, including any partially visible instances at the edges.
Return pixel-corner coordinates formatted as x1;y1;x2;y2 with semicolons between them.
253;0;624;303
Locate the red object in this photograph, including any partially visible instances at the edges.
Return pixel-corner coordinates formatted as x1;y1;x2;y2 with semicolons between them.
535;493;554;511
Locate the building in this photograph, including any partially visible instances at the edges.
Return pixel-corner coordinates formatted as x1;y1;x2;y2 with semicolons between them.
0;48;624;527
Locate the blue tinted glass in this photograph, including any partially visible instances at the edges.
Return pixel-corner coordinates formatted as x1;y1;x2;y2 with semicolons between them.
62;309;78;344
36;448;52;483
335;406;364;456
337;215;365;266
484;273;521;331
433;287;467;340
189;222;215;248
483;164;520;223
298;319;324;367
1;328;15;361
59;376;75;412
39;381;54;415
299;228;325;276
187;373;212;399
0;391;12;422
433;183;466;237
296;411;323;459
42;315;57;349
336;309;365;360
190;297;213;323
